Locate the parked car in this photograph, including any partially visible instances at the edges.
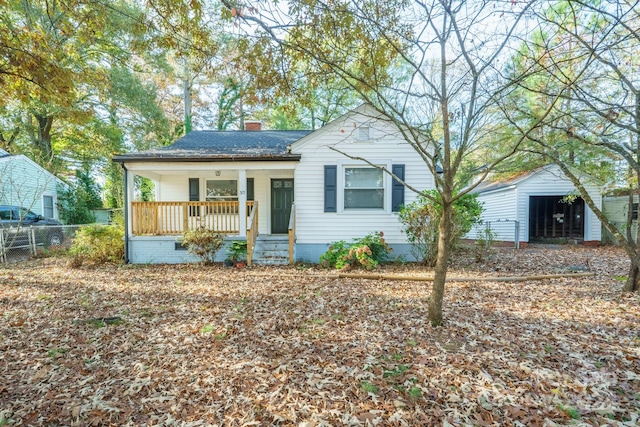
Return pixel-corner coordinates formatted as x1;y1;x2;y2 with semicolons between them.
0;205;64;248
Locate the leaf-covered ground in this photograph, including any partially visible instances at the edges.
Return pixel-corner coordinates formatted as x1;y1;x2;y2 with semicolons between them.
1;245;638;426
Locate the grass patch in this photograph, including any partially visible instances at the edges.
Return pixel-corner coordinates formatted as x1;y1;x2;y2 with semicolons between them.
361;381;378;394
558;404;581;419
84;317;124;328
47;348;67;358
384;364;410;378
408;387;422;399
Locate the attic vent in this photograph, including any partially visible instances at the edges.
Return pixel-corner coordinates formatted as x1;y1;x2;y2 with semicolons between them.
245;121;262;131
357;125;371;140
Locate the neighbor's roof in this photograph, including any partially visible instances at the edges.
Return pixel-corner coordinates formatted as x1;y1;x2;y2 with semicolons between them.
113;130;313;163
473;166;549;194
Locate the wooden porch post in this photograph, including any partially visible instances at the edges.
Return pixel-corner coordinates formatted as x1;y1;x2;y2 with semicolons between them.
126;171;135;236
238;170;247;237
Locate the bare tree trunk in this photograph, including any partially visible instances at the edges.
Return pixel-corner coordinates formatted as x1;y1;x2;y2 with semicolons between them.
624;254;640;292
33;113;54;162
428;202;452;326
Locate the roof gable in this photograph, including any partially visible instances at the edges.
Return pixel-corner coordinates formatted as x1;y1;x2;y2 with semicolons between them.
0;153;67;187
290;104;391;152
474;165;559;194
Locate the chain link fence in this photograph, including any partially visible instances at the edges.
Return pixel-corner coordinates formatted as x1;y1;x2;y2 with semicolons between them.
0;224;82;263
601;221;638;244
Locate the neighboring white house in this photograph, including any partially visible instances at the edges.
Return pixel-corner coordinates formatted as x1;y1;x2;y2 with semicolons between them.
113;104;435;264
0;148;64;220
466;165;603;246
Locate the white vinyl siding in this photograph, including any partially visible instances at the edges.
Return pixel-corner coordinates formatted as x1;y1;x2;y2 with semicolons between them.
292;105;435;245
466;187;519;242
0;155;61;219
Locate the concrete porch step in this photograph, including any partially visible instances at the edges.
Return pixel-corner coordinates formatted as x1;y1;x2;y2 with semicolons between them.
251;235;291;265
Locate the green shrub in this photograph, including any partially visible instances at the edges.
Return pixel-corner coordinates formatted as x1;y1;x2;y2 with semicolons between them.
474;222;496;262
58;169;103;225
320;231;391;270
181;227;224;265
226;240;248;262
320;240;349;269
398;191;483;266
69;224;124;266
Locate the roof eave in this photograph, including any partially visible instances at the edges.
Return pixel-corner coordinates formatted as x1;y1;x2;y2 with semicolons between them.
112;154;302;163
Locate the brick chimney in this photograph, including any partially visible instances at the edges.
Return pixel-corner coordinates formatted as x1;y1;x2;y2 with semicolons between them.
244;120;262;131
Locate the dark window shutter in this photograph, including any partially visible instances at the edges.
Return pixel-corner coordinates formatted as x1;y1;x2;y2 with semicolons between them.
391;164;405;212
247;178;254;201
188;178;200;201
324;165;337;212
188;178;200;216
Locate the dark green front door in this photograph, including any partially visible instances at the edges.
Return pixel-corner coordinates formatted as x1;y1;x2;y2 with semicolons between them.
271;179;294;234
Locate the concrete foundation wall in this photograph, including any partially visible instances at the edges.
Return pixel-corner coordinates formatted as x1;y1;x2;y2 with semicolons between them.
294;243;417;264
128;236;239;264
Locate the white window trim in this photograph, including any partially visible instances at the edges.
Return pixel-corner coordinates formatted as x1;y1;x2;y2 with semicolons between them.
41;192;57;219
337;160;392;213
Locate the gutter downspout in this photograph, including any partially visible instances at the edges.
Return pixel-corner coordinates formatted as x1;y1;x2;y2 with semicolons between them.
121;163;129;264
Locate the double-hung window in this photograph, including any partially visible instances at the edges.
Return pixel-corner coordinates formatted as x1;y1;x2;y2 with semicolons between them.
43;195;54;219
344;167;384;210
324;163;404;213
206;180;237;201
206;180;238;214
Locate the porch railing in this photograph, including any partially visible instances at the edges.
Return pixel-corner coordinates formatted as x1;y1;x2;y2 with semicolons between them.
246;202;259;266
288;203;295;264
131;201;255;235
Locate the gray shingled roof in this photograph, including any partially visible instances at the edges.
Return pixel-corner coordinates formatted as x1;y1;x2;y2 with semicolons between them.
113;130;312;162
473;167;544;193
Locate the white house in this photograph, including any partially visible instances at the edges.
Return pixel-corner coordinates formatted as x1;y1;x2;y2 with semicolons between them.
0;148;63;220
466;165;603;246
113;104;435;264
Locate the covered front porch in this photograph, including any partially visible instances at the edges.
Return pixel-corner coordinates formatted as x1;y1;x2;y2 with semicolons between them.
131;201;257;236
122;163;297;265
